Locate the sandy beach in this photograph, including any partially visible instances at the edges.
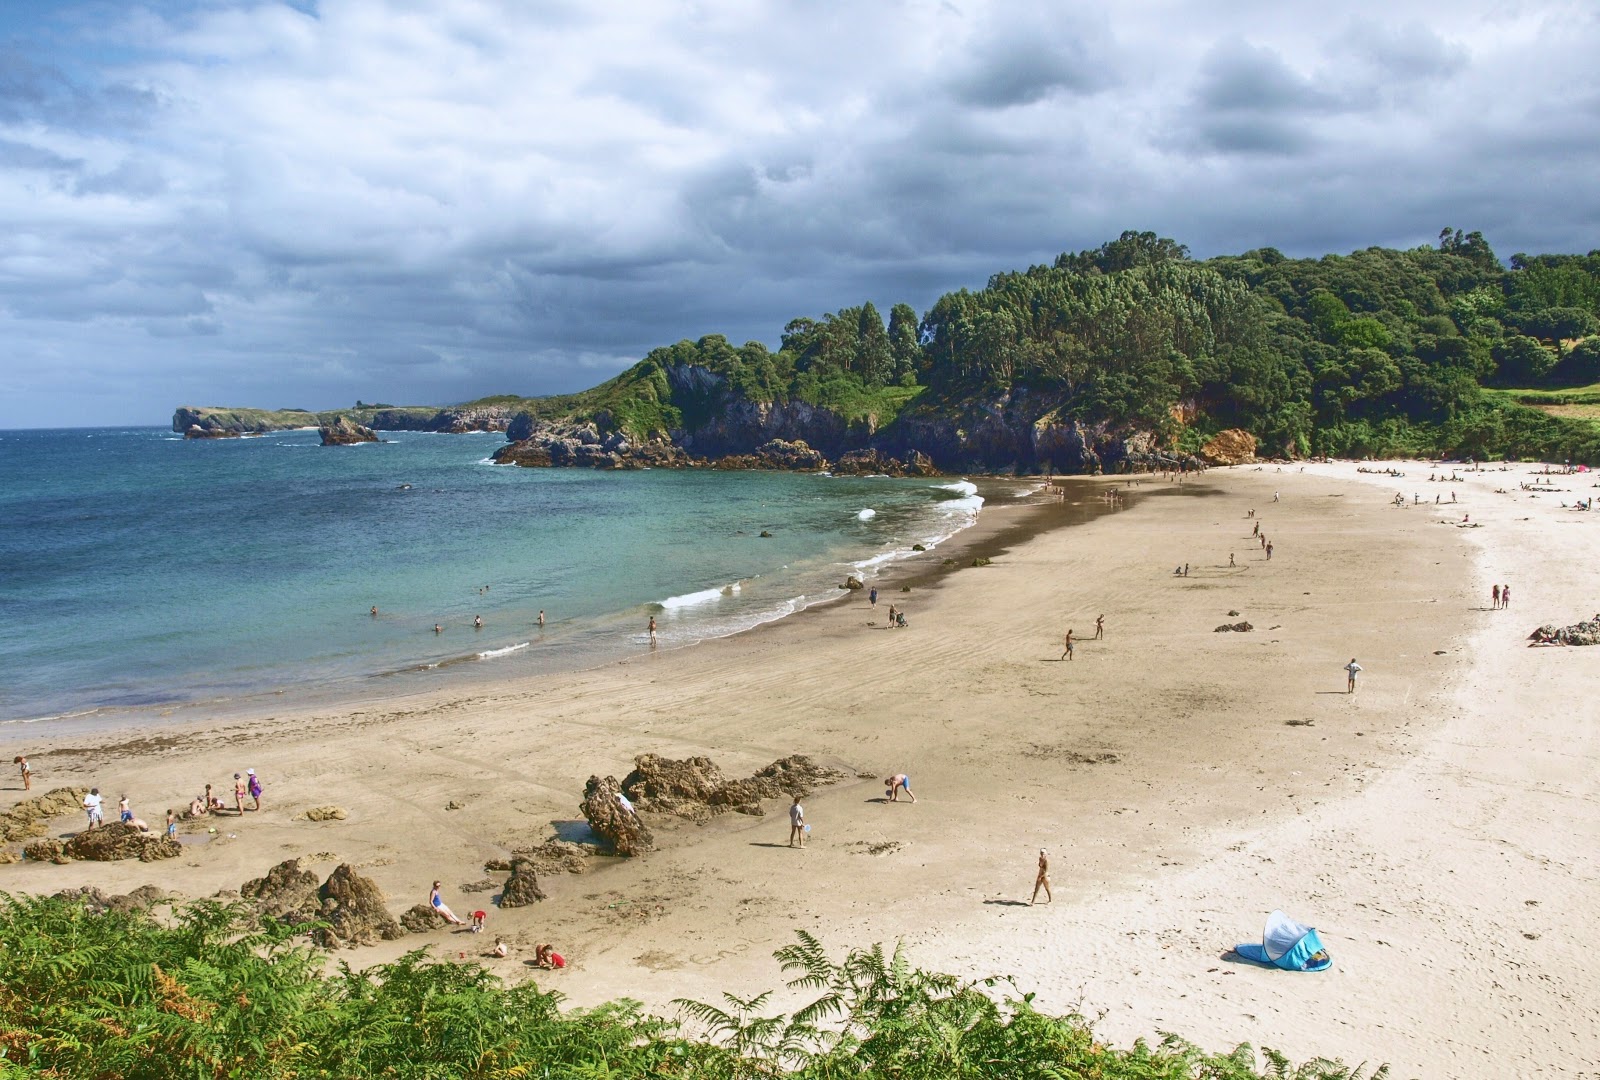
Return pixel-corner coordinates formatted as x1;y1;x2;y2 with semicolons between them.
4;461;1597;1077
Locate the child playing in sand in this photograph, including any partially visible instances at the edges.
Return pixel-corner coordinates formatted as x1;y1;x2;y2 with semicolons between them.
884;774;916;802
470;909;487;933
15;755;31;791
492;938;509;958
166;809;178;839
535;943;566;969
118;795;132;824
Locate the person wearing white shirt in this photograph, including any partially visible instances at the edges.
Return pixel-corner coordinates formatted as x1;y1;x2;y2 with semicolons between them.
82;788;104;828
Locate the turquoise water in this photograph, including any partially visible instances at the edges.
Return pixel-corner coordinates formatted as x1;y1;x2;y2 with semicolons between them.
0;427;1007;725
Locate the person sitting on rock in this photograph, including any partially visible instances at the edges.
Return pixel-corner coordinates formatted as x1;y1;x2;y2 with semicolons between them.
430;881;466;925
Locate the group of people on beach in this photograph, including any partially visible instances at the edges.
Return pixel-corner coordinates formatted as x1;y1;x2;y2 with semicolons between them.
1490;584;1512;610
428;880;565;968
183;770;263;823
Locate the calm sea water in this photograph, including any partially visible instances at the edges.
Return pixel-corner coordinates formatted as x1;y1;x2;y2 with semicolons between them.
0;427;1015;726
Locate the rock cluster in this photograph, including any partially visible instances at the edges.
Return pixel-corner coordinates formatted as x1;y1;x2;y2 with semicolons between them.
53;884;172;915
508;839;594;876
580;775;655;856
400;903;448;932
830;449;939;477
496;416;689;468
1213;621;1254;633
319;415;379;445
1528;617;1600;646
710;439;827;471
619;753;845;822
62;823;182;862
0;787;88;843
303;805;349;821
236;859;403;948
498;857;547;907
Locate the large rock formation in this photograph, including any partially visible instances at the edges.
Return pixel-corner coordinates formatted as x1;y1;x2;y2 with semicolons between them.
830;449;939;477
61;823;181;863
495;416;690;469
174;406;318;437
319;415;380;445
710;439;828;471
619;753;846;822
580;775;655;856
498;856;546;907
314;863;405;948
1528;617;1600;646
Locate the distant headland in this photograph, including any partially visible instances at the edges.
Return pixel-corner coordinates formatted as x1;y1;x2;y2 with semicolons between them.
176;230;1600;471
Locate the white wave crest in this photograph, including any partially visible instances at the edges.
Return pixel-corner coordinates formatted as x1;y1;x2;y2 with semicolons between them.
935;480;978;496
856;508;876;520
660;580;742;609
477;642;530;660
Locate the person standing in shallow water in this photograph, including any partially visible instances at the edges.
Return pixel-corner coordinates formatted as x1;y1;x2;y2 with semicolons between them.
648;616;658;647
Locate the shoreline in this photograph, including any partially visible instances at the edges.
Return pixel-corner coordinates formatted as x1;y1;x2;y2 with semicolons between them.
0;468;1043;738
4;462;1595;1073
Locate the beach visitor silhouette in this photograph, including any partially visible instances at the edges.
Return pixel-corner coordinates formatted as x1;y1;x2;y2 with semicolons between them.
1031;849;1052;904
1345;658;1363;693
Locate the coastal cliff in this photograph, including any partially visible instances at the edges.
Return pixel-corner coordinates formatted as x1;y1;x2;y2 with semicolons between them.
490;363;1190;475
173;402;522;437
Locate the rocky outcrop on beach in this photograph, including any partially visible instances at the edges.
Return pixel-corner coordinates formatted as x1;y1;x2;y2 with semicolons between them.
0;787;88;843
1200;428;1259;466
580;775;655;856
55;823;182;863
314;864;405;948
619;753;845;822
173;403;519;437
498;856;547;907
240;858;321;920
24;838;70;864
1213;621;1254;633
400;903;449;932
174;406;318;437
319;415;380;445
509;839;594;875
302;805;349;821
1528;617;1600;646
52;884;171;915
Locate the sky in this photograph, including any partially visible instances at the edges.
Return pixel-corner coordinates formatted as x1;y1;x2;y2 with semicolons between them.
2;0;1598;429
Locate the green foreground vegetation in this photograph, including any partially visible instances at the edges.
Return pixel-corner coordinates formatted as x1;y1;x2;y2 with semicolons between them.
511;229;1600;463
0;895;1388;1079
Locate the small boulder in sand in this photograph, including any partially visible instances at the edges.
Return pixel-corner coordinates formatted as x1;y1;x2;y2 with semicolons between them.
498;857;547;907
1213;621;1254;633
581;775;654;856
24;838;69;864
63;822;181;863
303;806;349;822
400;902;449;932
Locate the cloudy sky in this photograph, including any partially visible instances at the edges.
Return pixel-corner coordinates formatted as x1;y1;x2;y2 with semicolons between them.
2;0;1598;428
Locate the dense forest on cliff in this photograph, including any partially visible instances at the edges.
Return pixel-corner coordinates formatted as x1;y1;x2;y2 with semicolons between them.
539;228;1600;463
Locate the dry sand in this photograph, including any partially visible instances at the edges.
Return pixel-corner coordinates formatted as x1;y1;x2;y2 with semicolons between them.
3;461;1597;1076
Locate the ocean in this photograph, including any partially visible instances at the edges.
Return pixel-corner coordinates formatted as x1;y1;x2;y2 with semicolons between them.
0;426;1019;727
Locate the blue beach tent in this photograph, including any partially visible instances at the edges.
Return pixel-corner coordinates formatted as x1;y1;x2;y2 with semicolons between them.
1234;910;1332;971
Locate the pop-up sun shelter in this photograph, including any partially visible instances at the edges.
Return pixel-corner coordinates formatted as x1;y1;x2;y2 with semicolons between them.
1234;910;1332;971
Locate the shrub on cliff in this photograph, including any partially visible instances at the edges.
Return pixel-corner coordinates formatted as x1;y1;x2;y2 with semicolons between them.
0;894;1386;1079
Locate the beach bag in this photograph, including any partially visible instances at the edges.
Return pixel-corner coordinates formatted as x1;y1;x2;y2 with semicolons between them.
1234;910;1331;971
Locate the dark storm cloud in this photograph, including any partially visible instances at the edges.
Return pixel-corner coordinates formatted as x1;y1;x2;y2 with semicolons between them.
2;0;1600;428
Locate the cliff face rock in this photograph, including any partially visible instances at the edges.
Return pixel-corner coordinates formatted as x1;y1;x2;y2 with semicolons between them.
711;439;827;471
174;406;318;436
495;417;690;469
1199;428;1258;465
319;415;380;445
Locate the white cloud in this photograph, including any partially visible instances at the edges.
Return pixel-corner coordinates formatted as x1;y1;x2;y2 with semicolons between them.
1;0;1598;426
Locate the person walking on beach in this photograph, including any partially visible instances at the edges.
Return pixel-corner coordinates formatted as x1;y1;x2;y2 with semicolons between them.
247;769;263;811
233;773;247;813
788;795;806;848
1345;658;1363;693
1265;541;1273;561
885;774;916;802
82;788;103;829
15;754;30;791
1501;585;1510;609
869;586;878;609
430;881;467;925
887;604;898;628
1229;552;1236;567
648;616;658;647
1031;849;1052;904
1061;628;1075;661
1094;614;1104;640
1491;584;1500;610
